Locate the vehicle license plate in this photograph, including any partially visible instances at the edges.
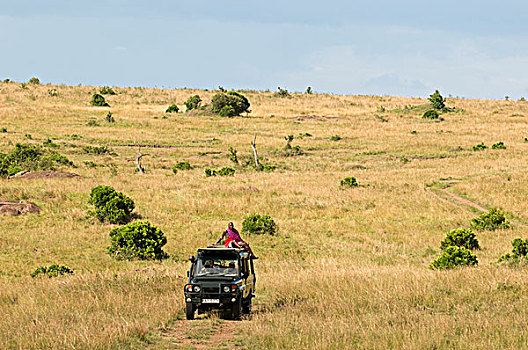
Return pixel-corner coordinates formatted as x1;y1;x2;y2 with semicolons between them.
202;298;220;304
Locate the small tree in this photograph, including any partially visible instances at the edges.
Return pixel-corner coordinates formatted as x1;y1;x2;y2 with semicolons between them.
440;228;479;250
471;208;510;231
89;185;135;224
340;177;358;188
211;91;250;117
166;104;179;113
430;246;478;270
107;221;168;260
28;77;40;85
91;93;109;107
99;86;116;95
429;90;446;110
242;214;277;235
184;95;202;111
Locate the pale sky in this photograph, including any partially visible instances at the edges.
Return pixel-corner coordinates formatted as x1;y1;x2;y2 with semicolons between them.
1;1;527;99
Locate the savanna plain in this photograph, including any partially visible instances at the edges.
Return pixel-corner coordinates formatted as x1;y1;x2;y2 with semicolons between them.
1;82;528;349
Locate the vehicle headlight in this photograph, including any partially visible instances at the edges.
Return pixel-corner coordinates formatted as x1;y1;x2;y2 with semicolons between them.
223;286;230;293
193;285;201;292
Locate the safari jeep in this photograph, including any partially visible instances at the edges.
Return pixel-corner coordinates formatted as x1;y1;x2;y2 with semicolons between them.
184;246;256;320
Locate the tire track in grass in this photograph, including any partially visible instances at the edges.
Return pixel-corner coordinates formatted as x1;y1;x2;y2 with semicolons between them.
151;318;244;350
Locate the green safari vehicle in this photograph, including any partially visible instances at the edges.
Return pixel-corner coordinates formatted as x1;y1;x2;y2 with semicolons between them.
184;246;256;320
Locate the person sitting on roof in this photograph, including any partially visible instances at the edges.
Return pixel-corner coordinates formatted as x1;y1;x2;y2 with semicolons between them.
215;222;258;259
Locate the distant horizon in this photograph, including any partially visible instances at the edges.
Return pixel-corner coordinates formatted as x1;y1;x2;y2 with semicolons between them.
4;77;521;102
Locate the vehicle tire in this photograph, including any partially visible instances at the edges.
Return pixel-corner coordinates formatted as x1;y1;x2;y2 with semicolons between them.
242;297;252;314
185;303;195;320
231;298;242;320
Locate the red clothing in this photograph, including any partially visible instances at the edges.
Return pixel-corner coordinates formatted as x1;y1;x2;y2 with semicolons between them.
224;228;243;247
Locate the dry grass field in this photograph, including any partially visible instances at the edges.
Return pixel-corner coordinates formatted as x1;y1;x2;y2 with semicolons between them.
1;82;528;349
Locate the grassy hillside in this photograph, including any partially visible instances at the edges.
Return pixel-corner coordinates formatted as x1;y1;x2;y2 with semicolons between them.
2;82;528;349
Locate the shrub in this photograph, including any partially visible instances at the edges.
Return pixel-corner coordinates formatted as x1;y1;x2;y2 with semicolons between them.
306;86;313;94
106;112;115;123
107;221;168;260
492;141;506;150
471;208;510;231
87;120;99;126
330;135;342;141
219;105;236;117
228;147;238;164
274;87;290;98
430;246;478;270
257;163;277;172
1;128;6;133
99;86;116;95
340;177;358;188
423;109;439;119
83;145;110;154
48;88;59;97
91;93;109;107
211;91;250;116
89;185;135;224
172;161;191;174
498;238;528;263
0;143;73;177
43;139;59;148
28;77;40;85
204;166;235;177
184;95;202;111
242;214;277;235
473;143;487;151
31;264;73;278
166;104;179;113
440;228;479;250
428;90;446;110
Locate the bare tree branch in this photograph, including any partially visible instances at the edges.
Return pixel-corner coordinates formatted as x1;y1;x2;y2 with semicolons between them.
250;134;260;168
136;146;148;174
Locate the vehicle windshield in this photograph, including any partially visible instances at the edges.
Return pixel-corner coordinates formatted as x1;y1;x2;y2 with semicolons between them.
194;256;239;277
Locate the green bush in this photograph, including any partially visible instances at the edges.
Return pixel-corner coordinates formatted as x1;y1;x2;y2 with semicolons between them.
306;86;313;94
106;112;115;123
492;141;506;149
340;177;358;188
257;163;277;172
498;238;528;263
89;185;135;224
28;77;40;85
172;161;191;174
423;109;439;119
0;143;73;177
330;135;342;141
472;143;487;151
1;128;6;133
204;166;235;177
107;221;168;260
83;145;110;154
471;208;510;231
166;104;179;113
428;90;446;110
31;264;73;278
184;95;202;111
430;246;478;270
91;93;109;107
99;86;116;95
211;91;250;116
242;214;277;235
274;87;290;98
440;228;479;250
228;147;238;164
